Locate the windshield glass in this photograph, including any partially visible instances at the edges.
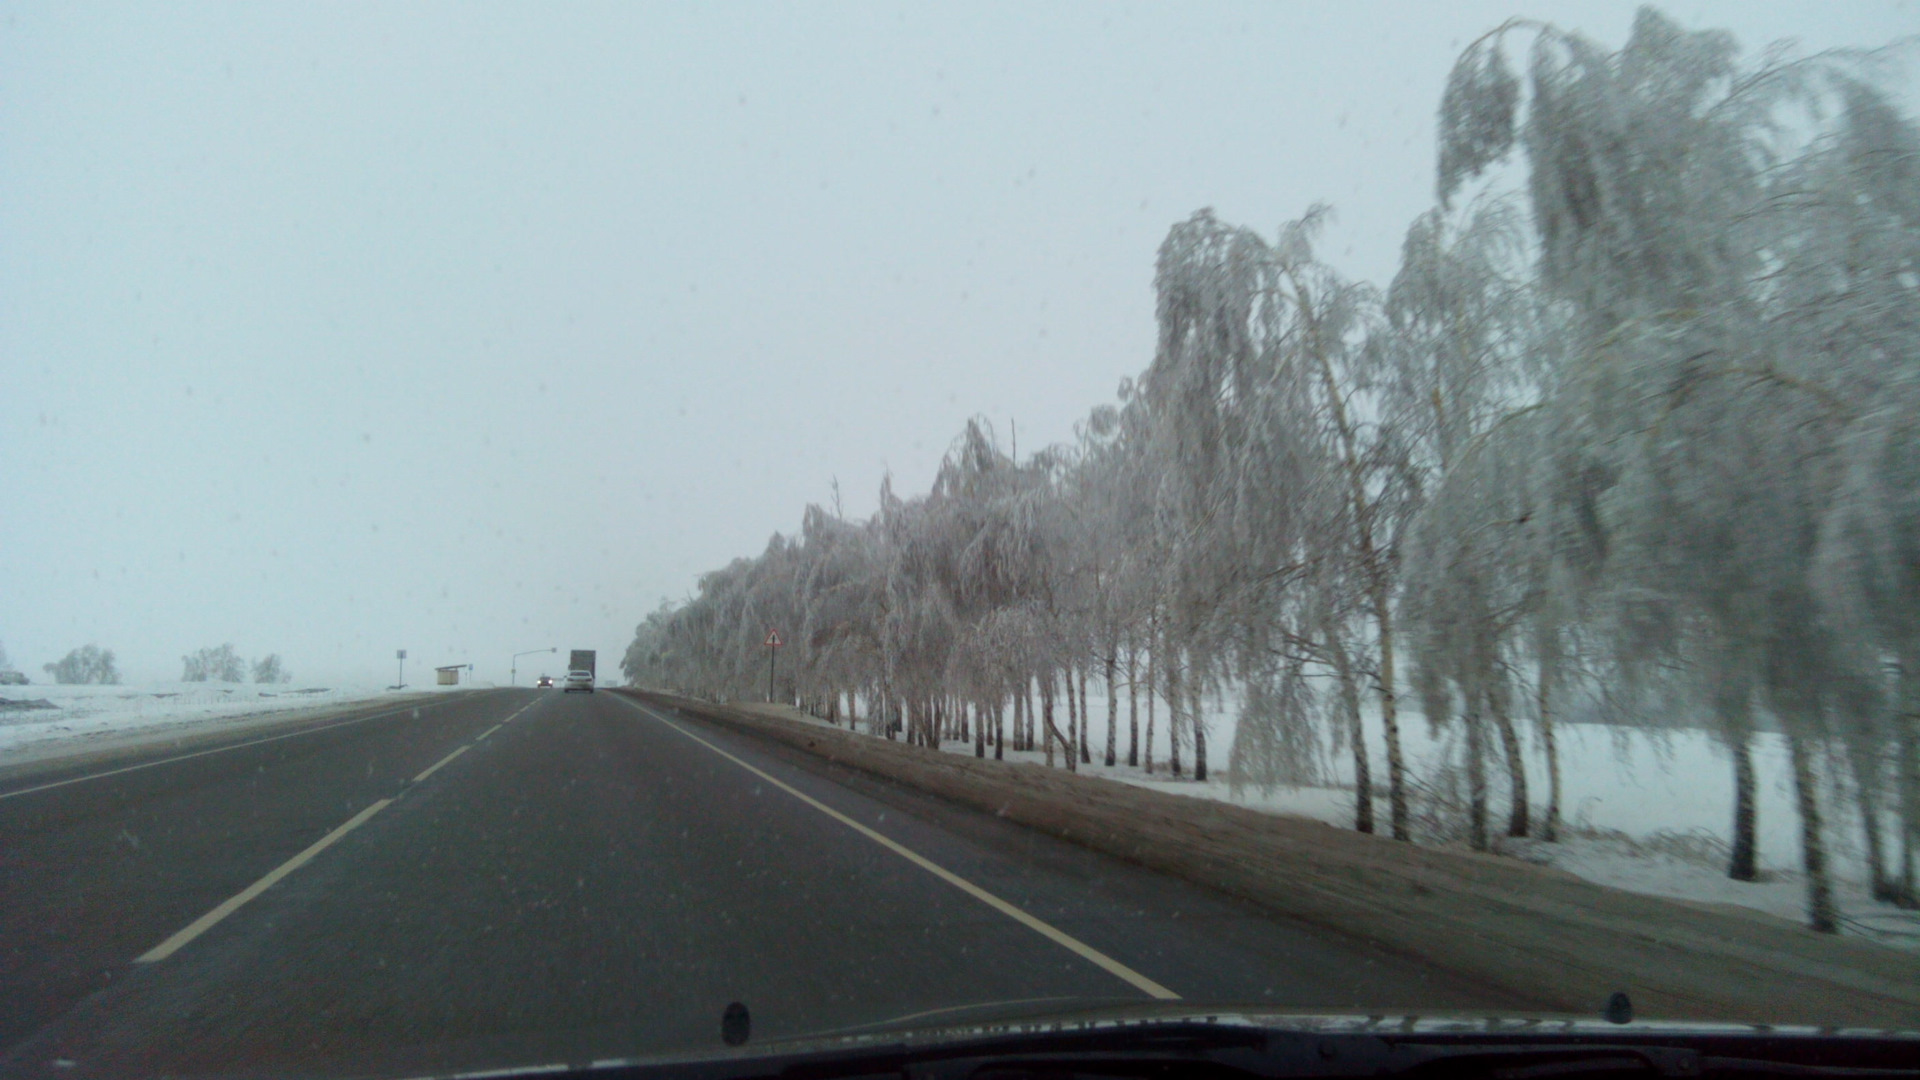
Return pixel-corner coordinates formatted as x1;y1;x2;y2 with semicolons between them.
4;2;1920;1076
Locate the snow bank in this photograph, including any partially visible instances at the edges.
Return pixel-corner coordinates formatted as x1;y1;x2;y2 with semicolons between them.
0;681;406;764
794;688;1920;952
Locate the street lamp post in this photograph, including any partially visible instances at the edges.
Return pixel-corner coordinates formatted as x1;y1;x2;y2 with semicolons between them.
512;647;556;686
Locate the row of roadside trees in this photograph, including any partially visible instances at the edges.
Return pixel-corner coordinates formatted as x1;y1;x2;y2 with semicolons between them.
624;8;1920;931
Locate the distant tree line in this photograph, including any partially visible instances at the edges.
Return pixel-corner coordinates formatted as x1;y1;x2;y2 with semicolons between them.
43;645;120;685
625;9;1920;930
181;644;290;684
4;643;290;685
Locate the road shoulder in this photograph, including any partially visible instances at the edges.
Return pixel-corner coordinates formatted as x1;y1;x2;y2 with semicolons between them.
618;689;1920;1028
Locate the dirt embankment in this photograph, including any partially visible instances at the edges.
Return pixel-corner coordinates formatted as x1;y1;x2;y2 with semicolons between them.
622;689;1920;1028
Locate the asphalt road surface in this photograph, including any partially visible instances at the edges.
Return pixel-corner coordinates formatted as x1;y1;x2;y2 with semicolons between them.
0;687;1525;1078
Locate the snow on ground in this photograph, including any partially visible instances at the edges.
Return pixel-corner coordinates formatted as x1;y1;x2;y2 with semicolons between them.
0;681;454;765
766;688;1920;952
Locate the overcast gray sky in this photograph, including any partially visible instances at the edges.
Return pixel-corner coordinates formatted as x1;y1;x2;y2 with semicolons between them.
4;1;1915;685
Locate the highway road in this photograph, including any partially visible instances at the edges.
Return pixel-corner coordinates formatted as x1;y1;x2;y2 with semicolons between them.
0;687;1526;1078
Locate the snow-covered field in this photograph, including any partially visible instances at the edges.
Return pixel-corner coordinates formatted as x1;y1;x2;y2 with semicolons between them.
0;681;451;765
778;689;1920;952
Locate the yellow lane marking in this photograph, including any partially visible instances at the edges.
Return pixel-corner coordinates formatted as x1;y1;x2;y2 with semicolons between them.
411;744;469;783
136;798;392;962
617;697;1180;1001
475;724;503;741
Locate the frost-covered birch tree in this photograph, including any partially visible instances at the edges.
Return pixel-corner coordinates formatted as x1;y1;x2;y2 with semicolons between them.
622;7;1920;933
1436;5;1920;927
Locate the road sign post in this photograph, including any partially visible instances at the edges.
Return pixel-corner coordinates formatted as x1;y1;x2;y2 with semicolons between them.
764;629;783;704
396;649;407;690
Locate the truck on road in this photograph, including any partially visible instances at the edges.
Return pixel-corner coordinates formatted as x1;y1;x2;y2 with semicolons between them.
565;649;596;693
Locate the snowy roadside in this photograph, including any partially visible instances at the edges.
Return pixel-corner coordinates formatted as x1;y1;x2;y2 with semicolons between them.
0;682;439;770
1111;765;1920;953
724;696;1920;954
642;691;1920;1024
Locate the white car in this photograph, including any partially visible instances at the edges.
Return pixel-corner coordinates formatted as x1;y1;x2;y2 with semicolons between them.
563;669;594;693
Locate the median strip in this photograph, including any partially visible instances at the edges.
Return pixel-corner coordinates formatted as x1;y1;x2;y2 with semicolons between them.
137;798;393;962
0;698;462;801
616;696;1179;1001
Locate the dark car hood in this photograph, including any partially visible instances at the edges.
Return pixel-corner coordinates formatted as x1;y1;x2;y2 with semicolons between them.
384;1000;1920;1080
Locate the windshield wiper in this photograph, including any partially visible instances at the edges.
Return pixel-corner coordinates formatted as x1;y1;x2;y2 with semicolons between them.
1374;1042;1916;1079
399;1017;1920;1080
764;1025;1920;1080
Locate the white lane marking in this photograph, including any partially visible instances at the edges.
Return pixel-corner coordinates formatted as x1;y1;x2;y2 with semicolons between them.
496;698;539;726
475;724;502;742
412;744;469;783
137;798;392;962
616;697;1180;1001
125;693;537;963
0;695;484;801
